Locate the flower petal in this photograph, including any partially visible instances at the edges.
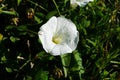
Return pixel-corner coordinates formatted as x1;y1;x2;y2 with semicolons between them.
38;16;79;56
76;0;93;6
70;0;78;8
38;16;57;53
56;17;79;51
71;0;93;7
50;43;73;56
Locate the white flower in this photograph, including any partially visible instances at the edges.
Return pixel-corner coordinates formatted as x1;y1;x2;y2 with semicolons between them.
38;16;79;56
70;0;93;7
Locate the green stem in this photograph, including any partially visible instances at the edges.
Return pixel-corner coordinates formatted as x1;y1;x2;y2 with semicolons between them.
60;55;68;78
27;40;32;60
52;0;61;16
27;0;48;12
15;60;31;78
13;26;38;35
19;60;31;70
0;4;7;10
25;28;38;35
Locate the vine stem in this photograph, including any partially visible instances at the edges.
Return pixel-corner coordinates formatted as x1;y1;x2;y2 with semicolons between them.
52;0;61;16
15;60;31;78
15;39;32;79
27;0;48;12
60;55;68;78
25;28;38;35
19;60;31;70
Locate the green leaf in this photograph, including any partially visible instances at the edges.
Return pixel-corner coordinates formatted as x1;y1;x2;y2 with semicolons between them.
110;61;120;64
25;75;32;80
81;19;90;28
83;20;90;28
10;36;20;43
73;51;84;74
46;11;57;19
86;39;96;47
6;25;14;30
61;54;71;77
34;15;43;24
72;51;84;79
6;67;12;73
35;70;49;80
103;70;109;76
35;12;45;18
17;25;27;32
17;0;22;6
110;71;118;79
0;33;3;41
2;11;18;16
64;0;69;5
83;28;87;35
1;56;7;63
116;27;120;32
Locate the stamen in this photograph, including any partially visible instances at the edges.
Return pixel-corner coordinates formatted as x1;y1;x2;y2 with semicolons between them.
52;36;62;44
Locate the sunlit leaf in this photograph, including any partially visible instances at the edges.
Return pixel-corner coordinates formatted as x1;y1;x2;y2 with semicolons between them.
110;61;120;64
73;51;84;74
6;67;12;73
34;15;42;24
2;11;18;16
64;0;69;5
17;0;22;6
10;36;20;43
1;56;7;63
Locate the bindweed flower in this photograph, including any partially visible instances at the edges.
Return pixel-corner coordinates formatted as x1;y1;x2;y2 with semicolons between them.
38;16;79;56
70;0;93;8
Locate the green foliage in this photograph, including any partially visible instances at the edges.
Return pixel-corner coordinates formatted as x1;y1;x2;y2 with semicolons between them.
35;70;49;80
0;0;120;80
17;0;22;6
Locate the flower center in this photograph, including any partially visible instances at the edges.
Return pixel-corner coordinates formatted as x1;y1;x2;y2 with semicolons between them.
52;36;62;44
